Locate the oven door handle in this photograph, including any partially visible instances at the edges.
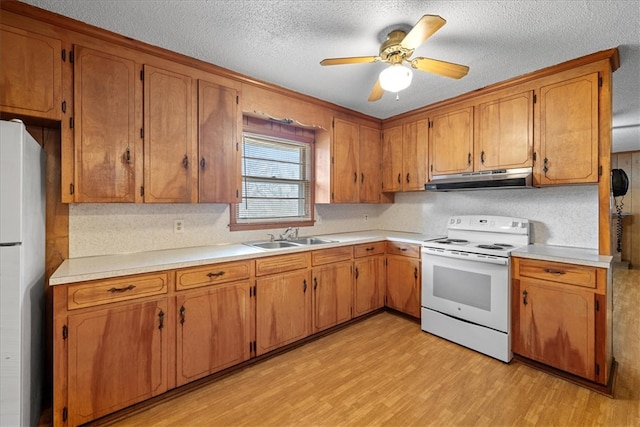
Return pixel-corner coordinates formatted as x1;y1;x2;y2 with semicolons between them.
421;247;509;266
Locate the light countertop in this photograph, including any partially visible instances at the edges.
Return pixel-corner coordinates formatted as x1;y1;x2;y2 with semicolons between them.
512;244;612;268
50;230;433;285
50;230;613;285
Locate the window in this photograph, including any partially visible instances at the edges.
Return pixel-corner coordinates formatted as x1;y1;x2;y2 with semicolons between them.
231;131;314;230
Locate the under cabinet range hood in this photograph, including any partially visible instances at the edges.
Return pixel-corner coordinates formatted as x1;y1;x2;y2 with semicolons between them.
425;167;534;191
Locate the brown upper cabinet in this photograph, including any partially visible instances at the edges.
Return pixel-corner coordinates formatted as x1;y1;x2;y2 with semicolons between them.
72;46;142;203
428;106;474;178
0;24;62;121
474;90;534;171
381;118;428;192
534;72;600;185
318;116;384;203
198;79;241;203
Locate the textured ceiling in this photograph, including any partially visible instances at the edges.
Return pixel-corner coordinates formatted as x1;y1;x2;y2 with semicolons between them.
17;0;640;152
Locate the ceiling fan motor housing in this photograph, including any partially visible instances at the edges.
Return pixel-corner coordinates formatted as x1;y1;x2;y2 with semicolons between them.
380;30;414;63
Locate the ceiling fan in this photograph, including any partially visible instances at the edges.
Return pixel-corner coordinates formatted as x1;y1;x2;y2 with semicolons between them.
320;15;469;102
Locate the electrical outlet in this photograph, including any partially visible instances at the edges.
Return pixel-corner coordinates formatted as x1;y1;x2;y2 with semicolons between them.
174;219;184;233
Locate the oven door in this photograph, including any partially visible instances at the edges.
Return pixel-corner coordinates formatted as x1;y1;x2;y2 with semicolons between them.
421;248;509;332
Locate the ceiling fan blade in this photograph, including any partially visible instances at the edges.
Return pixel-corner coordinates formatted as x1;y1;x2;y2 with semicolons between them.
320;56;379;66
400;15;446;50
411;57;469;79
368;79;384;102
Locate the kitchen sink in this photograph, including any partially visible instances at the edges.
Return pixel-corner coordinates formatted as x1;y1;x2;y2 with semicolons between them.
288;237;336;245
245;241;303;250
244;236;336;250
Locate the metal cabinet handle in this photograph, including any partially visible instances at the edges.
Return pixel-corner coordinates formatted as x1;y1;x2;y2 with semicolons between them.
183;154;189;169
158;310;165;330
397;173;401;184
480;151;485;164
544;268;566;275
365;247;375;251
414;267;418;279
303;279;307;293
179;305;185;325
107;284;136;293
543;158;549;175
354;172;357;183
314;277;318;290
522;290;528;306
361;173;364;183
355;267;359;279
406;173;410;183
207;271;225;278
200;157;206;169
125;147;131;164
467;152;472;165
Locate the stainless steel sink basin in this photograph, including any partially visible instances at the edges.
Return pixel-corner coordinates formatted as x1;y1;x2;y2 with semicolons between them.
288;237;336;245
245;241;302;250
243;236;336;250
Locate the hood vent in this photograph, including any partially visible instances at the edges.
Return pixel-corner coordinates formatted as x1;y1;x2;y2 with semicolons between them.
425;167;534;191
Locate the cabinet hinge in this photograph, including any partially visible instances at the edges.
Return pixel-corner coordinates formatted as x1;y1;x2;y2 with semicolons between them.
236;189;239;198
61;100;66;113
599;165;603;176
331;192;334;200
140;70;144;81
140;186;144;196
69;117;74;129
62;407;68;422
236;95;239;104
253;285;257;296
533;94;537;104
599;76;603;87
236;142;239;151
62;325;68;340
595;299;600;311
61;49;66;62
140;128;144;138
69;184;74;195
249;341;253;353
430;164;433;172
69;50;74;63
332;118;334;128
595;363;600;376
428;121;433;128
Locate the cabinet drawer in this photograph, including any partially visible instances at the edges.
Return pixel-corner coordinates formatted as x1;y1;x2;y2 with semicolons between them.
386;241;421;258
255;252;309;276
312;246;353;265
517;258;597;288
67;272;170;310
354;242;385;258
176;260;252;291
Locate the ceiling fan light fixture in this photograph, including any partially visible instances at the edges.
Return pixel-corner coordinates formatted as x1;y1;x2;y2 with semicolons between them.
379;64;413;93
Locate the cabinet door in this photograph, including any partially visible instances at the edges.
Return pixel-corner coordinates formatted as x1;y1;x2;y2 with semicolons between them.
143;64;197;202
312;261;353;332
332;118;359;202
429;107;473;177
359;124;381;202
0;24;61;120
67;299;168;426
475;91;533;171
353;255;385;317
514;279;595;380
73;46;141;202
381;125;403;192
176;282;252;386
386;255;421;318
198;79;241;203
402;119;428;191
256;270;311;355
536;72;599;185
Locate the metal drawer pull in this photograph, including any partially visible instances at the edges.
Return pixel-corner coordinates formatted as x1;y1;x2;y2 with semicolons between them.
107;284;136;293
544;268;566;275
207;271;225;278
365;247;375;251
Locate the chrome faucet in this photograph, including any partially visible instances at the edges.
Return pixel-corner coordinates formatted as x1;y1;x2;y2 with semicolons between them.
279;227;298;241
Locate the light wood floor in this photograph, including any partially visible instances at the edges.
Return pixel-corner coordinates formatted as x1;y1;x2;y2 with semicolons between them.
90;269;640;426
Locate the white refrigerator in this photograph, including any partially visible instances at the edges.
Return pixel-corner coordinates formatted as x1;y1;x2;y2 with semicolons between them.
0;120;45;427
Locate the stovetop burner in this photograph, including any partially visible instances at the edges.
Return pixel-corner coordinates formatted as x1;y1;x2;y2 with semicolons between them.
476;244;507;250
436;238;469;244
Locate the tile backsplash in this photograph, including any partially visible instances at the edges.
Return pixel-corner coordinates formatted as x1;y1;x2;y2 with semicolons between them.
69;185;598;258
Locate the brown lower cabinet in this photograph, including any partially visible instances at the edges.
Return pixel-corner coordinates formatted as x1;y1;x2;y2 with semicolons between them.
511;257;611;385
52;241;435;426
385;242;421;318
